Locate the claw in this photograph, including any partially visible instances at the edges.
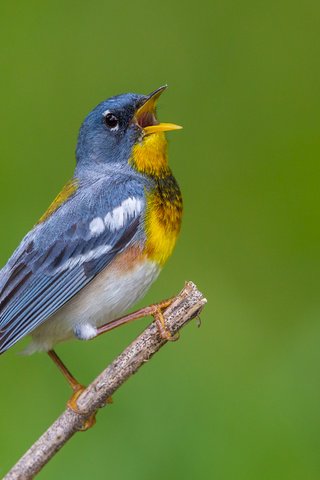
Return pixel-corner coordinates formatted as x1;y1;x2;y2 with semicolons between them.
79;414;97;431
67;384;87;413
152;305;179;342
67;384;97;431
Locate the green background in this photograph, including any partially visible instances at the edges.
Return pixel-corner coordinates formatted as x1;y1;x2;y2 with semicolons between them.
0;1;319;478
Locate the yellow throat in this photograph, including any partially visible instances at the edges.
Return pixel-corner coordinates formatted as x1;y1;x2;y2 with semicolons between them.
131;131;170;177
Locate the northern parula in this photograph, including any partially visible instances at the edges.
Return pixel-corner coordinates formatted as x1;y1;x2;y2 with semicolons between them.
0;86;183;400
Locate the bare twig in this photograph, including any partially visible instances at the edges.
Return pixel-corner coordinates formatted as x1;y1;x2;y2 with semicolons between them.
4;281;207;480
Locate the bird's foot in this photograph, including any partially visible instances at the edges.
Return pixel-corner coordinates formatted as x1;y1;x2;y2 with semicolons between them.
67;383;87;413
67;384;95;431
67;385;113;431
47;350;113;431
149;301;180;342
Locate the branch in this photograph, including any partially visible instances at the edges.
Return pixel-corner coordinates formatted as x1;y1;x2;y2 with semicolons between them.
4;281;207;480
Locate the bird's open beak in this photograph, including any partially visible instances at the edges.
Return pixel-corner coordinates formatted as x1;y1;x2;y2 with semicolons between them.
135;85;182;135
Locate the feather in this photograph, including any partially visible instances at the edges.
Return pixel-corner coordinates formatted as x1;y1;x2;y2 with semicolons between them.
0;187;143;354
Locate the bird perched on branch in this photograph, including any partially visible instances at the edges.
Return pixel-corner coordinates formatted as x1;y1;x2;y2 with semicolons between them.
0;86;183;417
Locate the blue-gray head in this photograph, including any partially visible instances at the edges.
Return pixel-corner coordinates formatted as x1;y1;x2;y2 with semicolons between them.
75;86;182;170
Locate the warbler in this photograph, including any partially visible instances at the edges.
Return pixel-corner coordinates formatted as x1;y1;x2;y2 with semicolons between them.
0;86;183;399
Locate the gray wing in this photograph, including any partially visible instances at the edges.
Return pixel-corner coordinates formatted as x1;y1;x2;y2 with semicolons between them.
0;187;145;353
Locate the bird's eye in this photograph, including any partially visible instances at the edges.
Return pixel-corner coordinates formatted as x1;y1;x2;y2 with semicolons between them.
104;112;119;130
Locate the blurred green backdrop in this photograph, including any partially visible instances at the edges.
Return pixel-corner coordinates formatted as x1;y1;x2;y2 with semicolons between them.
1;1;320;479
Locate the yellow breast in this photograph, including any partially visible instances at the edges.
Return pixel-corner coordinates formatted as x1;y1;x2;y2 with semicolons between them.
144;179;183;266
130;131;183;266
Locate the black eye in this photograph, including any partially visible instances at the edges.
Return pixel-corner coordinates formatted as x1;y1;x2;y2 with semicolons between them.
104;112;119;129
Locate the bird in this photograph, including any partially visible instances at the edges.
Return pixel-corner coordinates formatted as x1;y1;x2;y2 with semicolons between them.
0;86;183;419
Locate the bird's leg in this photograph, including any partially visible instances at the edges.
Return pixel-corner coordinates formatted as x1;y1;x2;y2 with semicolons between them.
47;349;98;430
48;349;84;393
96;297;179;341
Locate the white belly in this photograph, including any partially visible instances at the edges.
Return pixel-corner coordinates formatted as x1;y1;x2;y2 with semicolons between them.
25;259;160;353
